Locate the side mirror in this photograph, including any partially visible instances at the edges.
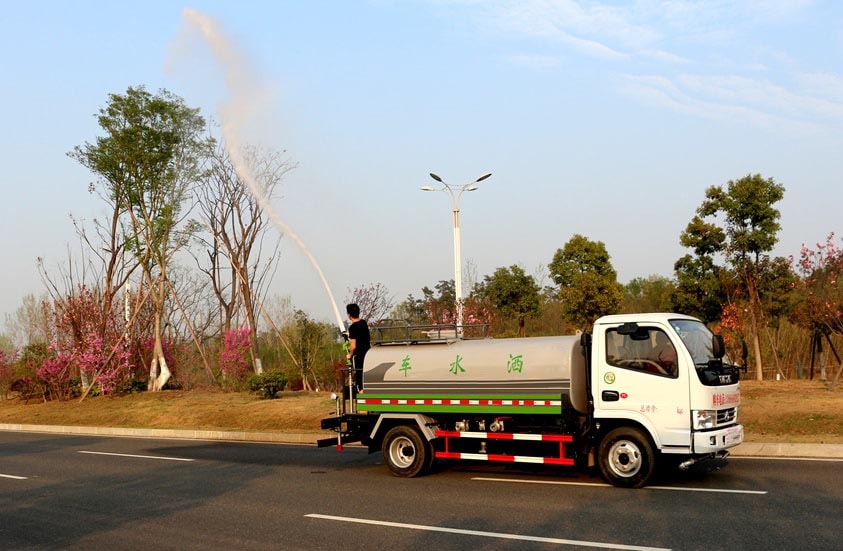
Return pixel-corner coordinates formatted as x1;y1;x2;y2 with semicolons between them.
712;334;725;359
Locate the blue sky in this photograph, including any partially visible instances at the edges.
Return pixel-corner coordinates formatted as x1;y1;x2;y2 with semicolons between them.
1;1;842;327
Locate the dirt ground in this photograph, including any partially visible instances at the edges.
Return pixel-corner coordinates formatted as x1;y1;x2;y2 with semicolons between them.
0;390;332;434
739;379;843;443
0;379;841;443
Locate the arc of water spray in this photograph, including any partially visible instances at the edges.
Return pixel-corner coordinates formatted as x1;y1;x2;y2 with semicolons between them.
182;8;346;334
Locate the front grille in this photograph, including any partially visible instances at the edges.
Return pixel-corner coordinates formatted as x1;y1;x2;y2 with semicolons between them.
717;407;737;426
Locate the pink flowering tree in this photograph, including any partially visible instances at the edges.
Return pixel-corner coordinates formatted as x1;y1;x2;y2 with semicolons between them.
793;233;843;336
37;352;74;401
50;285;133;396
219;328;252;387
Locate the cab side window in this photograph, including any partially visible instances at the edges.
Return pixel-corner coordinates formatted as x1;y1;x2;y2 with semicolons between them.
606;327;678;378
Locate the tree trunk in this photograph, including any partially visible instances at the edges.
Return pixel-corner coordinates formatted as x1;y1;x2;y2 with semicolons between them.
746;276;764;381
149;276;171;391
241;280;262;374
152;332;172;391
764;326;786;380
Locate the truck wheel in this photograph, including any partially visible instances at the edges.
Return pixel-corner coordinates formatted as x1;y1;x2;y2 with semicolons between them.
598;427;655;488
382;425;430;478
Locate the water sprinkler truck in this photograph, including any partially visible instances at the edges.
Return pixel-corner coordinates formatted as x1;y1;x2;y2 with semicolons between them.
318;313;743;488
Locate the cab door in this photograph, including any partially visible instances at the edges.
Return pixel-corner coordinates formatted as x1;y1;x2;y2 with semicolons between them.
594;323;691;448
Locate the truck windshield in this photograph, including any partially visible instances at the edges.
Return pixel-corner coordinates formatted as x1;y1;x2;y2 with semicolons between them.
669;319;738;386
669;320;716;365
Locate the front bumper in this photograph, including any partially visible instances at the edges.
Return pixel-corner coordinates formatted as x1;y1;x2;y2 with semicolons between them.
692;424;743;454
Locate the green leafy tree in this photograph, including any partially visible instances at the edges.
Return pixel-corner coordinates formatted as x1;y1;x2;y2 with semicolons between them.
549;235;623;330
282;310;335;391
71;86;212;391
390;294;427;325
671;215;728;322
622;275;676;314
481;265;541;336
691;174;786;380
394;280;458;325
758;256;798;325
391;280;495;336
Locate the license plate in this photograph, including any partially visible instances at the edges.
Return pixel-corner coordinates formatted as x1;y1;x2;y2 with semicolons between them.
724;426;743;446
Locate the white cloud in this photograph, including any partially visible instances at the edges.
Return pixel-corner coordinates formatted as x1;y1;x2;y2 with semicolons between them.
799;72;843;103
620;71;843;133
468;0;656;59
435;0;843;131
640;48;689;64
504;54;561;70
438;0;818;63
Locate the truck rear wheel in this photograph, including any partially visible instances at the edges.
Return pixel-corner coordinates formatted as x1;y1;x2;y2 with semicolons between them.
598;427;655;488
382;425;430;478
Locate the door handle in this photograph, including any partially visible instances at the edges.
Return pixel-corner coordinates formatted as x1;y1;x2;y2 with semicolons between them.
602;390;619;402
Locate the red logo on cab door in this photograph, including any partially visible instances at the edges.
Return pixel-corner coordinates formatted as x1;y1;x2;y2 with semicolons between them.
620;393;628;399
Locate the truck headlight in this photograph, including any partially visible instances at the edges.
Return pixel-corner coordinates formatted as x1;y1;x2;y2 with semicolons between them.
693;410;716;430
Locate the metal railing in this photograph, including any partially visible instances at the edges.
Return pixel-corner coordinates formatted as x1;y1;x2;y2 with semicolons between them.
370;322;490;345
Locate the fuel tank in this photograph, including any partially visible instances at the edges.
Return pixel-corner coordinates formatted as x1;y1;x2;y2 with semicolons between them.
362;336;588;414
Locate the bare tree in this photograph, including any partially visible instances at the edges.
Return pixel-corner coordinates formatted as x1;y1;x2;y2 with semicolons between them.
4;293;52;348
346;283;395;323
195;140;294;374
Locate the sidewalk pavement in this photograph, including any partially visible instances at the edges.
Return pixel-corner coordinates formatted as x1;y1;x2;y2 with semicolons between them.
2;423;842;459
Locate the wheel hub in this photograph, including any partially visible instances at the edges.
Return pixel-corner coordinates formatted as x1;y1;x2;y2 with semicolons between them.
389;436;416;468
608;440;642;477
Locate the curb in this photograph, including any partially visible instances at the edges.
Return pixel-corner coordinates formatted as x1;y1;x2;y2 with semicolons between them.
2;424;842;459
730;442;843;459
0;423;321;445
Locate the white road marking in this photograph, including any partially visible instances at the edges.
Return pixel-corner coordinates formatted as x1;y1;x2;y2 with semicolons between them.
731;456;843;463
0;473;28;480
78;451;194;462
305;513;670;551
472;477;767;495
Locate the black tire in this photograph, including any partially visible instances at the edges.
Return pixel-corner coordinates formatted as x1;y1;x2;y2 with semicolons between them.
598;427;655;488
382;425;430;478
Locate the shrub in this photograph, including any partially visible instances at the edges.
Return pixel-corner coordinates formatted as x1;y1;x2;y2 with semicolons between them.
37;352;74;401
116;377;147;394
10;378;37;403
0;350;14;399
248;371;287;399
69;376;100;398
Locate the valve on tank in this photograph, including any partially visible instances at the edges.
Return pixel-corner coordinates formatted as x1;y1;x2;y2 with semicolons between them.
477;419;486;432
489;418;506;432
455;420;469;432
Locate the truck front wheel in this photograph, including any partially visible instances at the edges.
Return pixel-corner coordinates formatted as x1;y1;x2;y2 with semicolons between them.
382;425;430;478
598;427;655;488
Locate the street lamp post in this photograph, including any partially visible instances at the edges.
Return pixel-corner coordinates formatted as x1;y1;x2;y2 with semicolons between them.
421;172;492;337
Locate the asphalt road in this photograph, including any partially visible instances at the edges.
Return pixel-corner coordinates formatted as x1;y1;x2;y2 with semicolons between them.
1;432;841;550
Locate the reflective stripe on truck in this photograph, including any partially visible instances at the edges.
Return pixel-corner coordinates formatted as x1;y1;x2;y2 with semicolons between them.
434;430;575;466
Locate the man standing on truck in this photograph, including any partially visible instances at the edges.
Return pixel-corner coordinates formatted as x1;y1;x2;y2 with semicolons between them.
346;303;370;393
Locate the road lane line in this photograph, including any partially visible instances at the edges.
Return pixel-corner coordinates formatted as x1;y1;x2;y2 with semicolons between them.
78;451;194;462
0;473;28;480
305;513;670;551
472;477;767;495
645;485;767;494
732;456;843;463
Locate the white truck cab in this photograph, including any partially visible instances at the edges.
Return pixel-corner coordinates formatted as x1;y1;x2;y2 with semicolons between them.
591;313;743;480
